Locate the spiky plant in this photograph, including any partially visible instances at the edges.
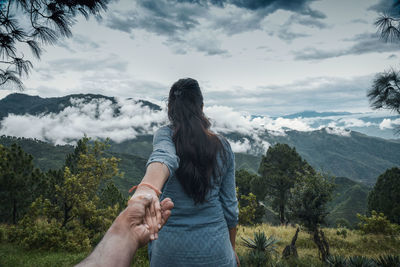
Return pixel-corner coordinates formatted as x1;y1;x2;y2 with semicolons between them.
326;255;348;267
374;255;400;267
348;256;376;267
241;230;279;254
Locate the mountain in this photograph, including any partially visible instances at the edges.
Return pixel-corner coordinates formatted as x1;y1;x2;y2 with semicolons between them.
0;93;161;121
326;177;371;227
282;110;354;119
0;93;399;185
0;136;371;226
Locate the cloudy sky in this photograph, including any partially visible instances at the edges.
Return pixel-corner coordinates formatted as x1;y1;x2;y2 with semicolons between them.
1;0;400;117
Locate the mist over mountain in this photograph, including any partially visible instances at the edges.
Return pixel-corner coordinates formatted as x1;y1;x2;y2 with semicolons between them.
0;93;399;184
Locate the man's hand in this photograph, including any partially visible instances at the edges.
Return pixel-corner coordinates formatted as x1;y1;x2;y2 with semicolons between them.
76;195;174;267
120;194;174;247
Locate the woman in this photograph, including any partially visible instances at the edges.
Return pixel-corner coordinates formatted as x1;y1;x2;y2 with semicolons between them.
131;78;239;266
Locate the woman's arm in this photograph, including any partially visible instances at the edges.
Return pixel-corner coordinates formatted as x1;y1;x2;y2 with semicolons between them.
229;227;240;266
130;126;179;240
218;139;239;264
131;162;170;240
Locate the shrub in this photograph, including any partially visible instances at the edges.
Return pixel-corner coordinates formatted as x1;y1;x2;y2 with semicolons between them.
336;228;347;239
335;218;351;229
357;211;400;235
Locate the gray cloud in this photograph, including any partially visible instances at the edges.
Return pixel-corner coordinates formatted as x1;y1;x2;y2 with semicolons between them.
104;0;326;54
277;28;310;42
199;0;325;18
368;0;399;15
204;75;374;116
106;0;205;36
56;34;101;53
294;32;400;60
287;14;329;29
48;55;128;73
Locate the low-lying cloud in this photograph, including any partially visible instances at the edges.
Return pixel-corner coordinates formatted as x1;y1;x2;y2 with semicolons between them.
0;96;399;154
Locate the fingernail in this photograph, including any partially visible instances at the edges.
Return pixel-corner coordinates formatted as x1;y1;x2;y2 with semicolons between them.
155;233;158;239
158;224;161;229
151;234;154;240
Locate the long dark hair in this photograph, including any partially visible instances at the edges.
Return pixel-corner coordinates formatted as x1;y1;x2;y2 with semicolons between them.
168;78;227;203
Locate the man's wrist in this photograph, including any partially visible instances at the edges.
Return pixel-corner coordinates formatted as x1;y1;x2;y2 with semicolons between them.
111;210;140;253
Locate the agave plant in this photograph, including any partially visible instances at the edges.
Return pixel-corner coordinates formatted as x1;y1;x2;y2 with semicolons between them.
241;231;279;255
374;255;400;267
326;254;348;267
348;256;376;267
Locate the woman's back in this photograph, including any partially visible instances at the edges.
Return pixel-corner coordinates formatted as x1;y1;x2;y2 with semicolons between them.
147;125;238;267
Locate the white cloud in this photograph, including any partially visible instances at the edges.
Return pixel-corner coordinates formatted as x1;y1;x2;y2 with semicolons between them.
325;127;351;137
338;118;372;128
1;96;399;154
228;138;252;153
379;118;400;130
0;97;167;145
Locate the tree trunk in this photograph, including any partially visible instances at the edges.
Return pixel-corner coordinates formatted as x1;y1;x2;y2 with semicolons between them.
313;228;330;261
282;227;299;259
12;198;16;224
279;203;285;225
63;202;71;227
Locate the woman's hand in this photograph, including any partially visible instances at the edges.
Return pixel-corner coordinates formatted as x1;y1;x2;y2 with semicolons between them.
130;186;165;241
234;250;240;266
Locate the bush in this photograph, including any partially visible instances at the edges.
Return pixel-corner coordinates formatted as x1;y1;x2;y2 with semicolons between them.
357;211;400;235
336;228;347;239
0;224;8;242
335;218;351;229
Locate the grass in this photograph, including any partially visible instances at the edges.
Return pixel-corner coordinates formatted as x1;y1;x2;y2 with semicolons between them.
1;224;399;266
0;243;149;267
237;224;400;259
0;243;86;267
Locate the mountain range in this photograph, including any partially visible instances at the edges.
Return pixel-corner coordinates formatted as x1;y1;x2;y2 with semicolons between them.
1;93;399;185
1;93;397;226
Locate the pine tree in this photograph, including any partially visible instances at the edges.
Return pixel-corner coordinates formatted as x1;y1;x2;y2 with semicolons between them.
0;0;109;89
254;143;314;224
0;143;44;224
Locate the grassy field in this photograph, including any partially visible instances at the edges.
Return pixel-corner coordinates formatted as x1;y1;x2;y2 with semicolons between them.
1;224;399;267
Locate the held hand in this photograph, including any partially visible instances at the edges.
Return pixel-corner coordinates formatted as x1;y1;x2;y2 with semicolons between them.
122;194;173;247
130;187;162;241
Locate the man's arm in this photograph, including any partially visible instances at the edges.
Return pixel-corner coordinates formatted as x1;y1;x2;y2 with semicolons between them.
76;195;173;267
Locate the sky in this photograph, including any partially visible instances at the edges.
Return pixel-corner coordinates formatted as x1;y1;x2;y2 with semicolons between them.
1;0;400;117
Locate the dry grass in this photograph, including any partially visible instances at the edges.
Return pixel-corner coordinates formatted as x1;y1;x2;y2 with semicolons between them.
236;224;400;259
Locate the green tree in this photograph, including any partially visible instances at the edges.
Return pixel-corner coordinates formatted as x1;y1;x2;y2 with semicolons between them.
288;173;334;261
236;169;265;224
367;167;400;224
0;0;109;89
236;169;256;196
0;143;44;224
99;180;127;212
17;138;123;250
254;143;314;224
55;138;120;227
